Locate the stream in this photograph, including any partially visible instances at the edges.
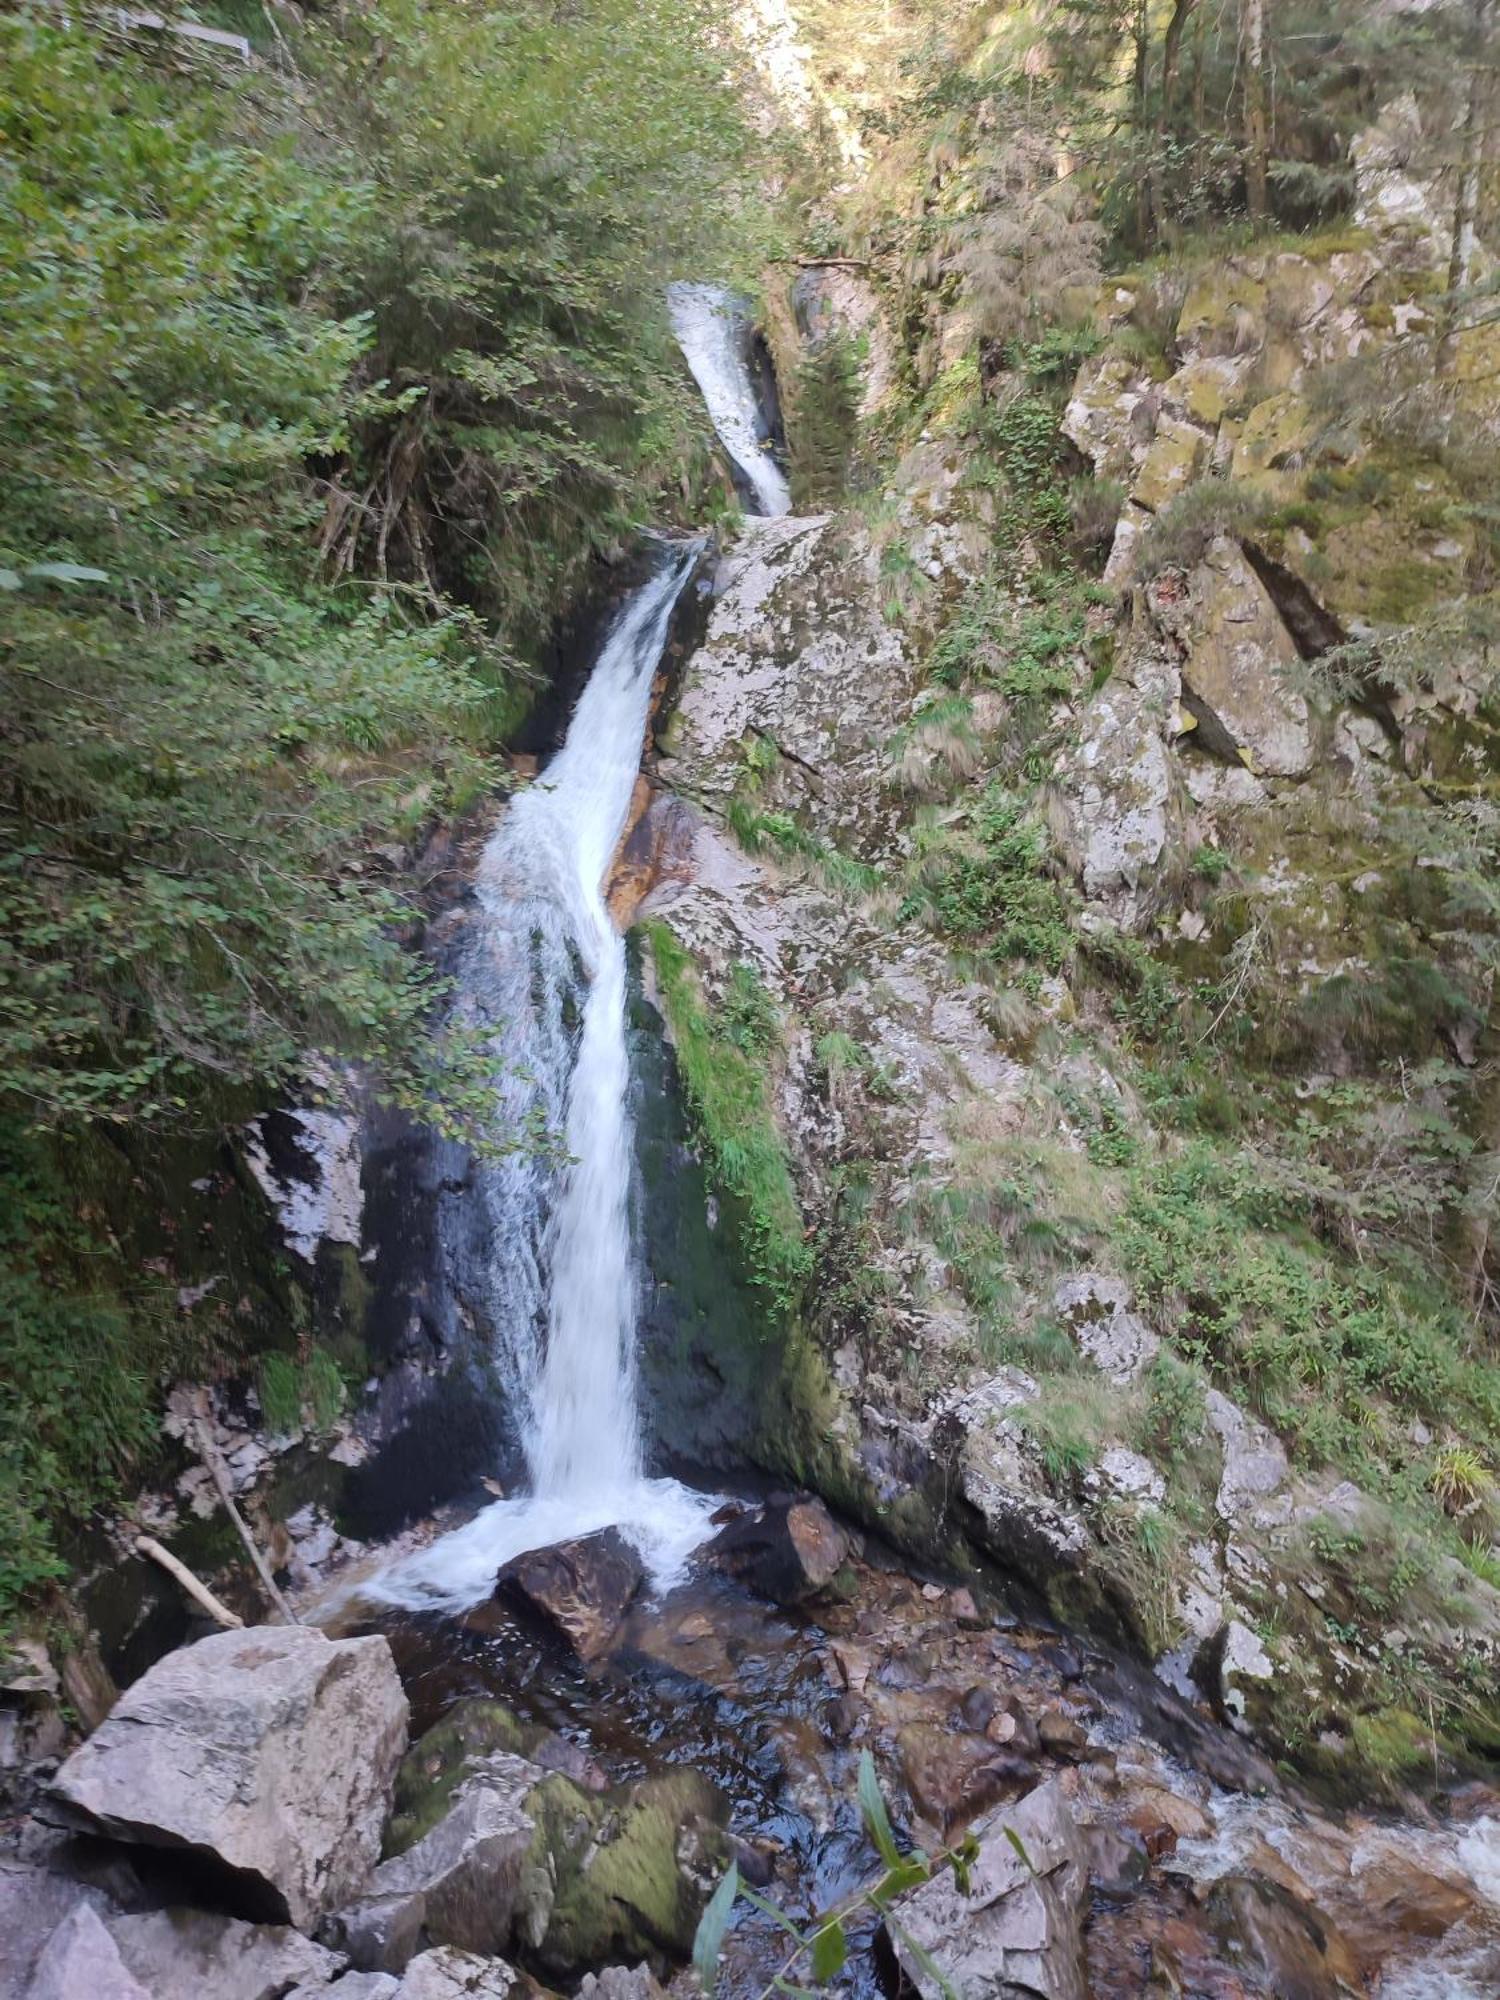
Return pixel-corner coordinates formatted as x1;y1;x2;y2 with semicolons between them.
293;286;1500;1998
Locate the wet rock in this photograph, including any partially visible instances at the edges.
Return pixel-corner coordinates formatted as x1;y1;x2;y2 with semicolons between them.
496;1530;644;1660
707;1496;850;1605
1204;1875;1362;2000
897;1722;1036;1831
1037;1709;1089;1761
882;1778;1088;2000
329;1752;546;1973
47;1626;408;1930
1122;1786;1212;1860
825;1694;861;1740
1084;1824;1150;1899
389;1700;605;1857
106;1908;345;2000
537;1766;730;1973
26;1905;149;2000
957;1686;998;1733
1194;1617;1276;1735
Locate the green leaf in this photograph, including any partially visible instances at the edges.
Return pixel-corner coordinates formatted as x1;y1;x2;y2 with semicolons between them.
858;1748;902;1869
1002;1826;1037;1876
692;1861;738;1997
809;1917;847;1983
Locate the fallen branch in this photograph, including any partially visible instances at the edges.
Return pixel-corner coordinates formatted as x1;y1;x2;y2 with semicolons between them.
136;1537;244;1630
188;1392;300;1624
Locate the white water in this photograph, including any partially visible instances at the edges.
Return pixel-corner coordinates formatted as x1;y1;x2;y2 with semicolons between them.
366;284;788;1616
368;548;712;1612
668;282;792;517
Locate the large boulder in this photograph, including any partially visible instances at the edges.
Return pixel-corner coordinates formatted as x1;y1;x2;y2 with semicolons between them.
106;1908;345;2000
707;1496;851;1606
1173;538;1313;779
331;1753;548;1973
388;1699;605;1857
496;1531;643;1660
334;1752;730;1981
26;1905;149;2000
533;1765;730;1974
881;1778;1089;2000
48;1625;408;1929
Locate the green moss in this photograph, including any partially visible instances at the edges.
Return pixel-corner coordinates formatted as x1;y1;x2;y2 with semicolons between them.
387;1698;528;1855
646;924;812;1320
535;1767;729;1969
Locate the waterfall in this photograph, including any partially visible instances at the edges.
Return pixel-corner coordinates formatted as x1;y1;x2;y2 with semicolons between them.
370;286;783;1615
668;282;791;518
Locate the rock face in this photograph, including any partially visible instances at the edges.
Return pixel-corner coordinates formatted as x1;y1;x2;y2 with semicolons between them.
1176;538;1312;777
332;1752;546;1973
496;1530;644;1660
882;1778;1089;2000
333;1746;729;1980
107;1907;345;2000
48;1626;408;1929
707;1496;850;1604
26;1905;149;2000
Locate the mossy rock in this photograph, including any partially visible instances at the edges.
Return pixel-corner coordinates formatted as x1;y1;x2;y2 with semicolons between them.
1230;390;1315;490
533;1767;730;1970
1177;264;1267;358
387;1698;531;1855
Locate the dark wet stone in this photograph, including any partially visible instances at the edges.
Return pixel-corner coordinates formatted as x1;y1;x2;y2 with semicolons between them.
707;1496;850;1607
496;1530;643;1661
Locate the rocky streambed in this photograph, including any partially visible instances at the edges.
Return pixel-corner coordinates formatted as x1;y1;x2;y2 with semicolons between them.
5;1493;1500;1999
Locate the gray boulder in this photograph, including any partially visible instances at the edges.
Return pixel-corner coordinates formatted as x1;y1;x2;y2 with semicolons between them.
882;1778;1089;2000
27;1905;148;2000
330;1753;548;1973
48;1624;408;1929
107;1908;345;2000
392;1950;528;1999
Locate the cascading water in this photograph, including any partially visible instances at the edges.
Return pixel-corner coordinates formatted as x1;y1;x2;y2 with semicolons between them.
369;548;709;1611
668;282;791;518
369;287;788;1613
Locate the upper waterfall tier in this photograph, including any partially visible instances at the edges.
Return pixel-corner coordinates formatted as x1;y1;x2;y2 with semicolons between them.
668;282;791;518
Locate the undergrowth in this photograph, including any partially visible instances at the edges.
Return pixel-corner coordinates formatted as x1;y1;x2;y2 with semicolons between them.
647;925;812;1321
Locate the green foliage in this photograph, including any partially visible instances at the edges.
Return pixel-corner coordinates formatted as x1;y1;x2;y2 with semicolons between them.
647;925;812;1319
1134;479;1271;578
727;799;883;900
0;1130;175;1615
0;15;502;1132
0;3;758;1138
694;1749;975;2000
902;784;1074;983
309;0;758;648
1119;1144;1500;1479
258;1346;345;1436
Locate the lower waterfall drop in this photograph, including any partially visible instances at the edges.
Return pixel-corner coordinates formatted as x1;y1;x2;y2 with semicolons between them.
369;545;713;1612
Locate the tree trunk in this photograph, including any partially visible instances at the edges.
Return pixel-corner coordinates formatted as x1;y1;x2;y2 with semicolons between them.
1243;0;1269;224
1155;0;1200;233
1135;0;1153;244
1162;0;1198;115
